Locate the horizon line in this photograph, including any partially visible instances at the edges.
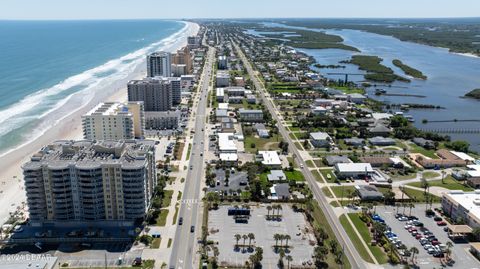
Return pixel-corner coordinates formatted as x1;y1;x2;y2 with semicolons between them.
1;16;480;21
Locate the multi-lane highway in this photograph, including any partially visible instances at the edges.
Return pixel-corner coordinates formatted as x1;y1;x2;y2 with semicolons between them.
234;42;368;269
168;43;215;269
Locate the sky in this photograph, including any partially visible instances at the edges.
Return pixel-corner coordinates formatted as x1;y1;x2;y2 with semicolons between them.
1;0;479;20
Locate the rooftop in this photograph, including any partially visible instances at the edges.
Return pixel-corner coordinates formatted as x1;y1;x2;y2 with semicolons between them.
335;163;374;173
258;151;282;166
310;132;331;141
23;140;155;171
444;190;480;222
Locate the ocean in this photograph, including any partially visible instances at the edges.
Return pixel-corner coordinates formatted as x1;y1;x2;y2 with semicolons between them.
0;20;186;155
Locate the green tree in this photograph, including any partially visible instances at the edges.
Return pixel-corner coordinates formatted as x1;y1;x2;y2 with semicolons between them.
410;246;419;264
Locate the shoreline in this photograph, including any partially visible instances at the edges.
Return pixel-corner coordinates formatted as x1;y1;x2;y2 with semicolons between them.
0;21;199;225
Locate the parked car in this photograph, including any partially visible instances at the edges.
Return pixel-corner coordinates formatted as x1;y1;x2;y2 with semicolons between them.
437;221;447;226
434;216;443;221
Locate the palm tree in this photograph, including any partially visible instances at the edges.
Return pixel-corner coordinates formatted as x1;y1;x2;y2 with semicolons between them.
409;203;415;217
248;233;255;248
441;170;447;184
446;241;453;259
410;246;419;264
234;234;241;247
266;205;272;219
279;234;285;247
274;233;281;247
286;255;293;269
242;234;248;248
284;234;291;248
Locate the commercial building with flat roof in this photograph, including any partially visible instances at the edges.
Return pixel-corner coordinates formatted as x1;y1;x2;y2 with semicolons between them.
238;109;264;122
22;140;156;225
257;151;282;168
334;163;374;179
216;88;225;102
145;110;181;130
442;191;480;228
216;71;230;87
82;102;145;140
309;132;332;148
218;133;237;153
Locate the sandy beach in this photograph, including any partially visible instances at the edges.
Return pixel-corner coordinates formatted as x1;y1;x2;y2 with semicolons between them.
0;21;199;225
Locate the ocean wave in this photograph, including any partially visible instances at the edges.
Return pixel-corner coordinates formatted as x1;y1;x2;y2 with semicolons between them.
0;21;190;156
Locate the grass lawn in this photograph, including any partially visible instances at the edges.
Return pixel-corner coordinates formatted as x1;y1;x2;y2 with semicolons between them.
312;170;324;182
294;142;303;150
162;190;174;208
177;191;182;200
155;209;169;226
391;172;417;180
322;186;335;198
320;169;337;183
313;159;326;167
339;214;374;263
401;187;441;203
348;213;389;264
422;171;440;179
174;142;185;160
407;176;473;191
307;202;352;269
293;131;308;139
151;238;161;249
409;143;439;159
167;238;173;248
329;186;356;199
287;156;298;168
244;133;281;153
288;126;301;132
285;170;305;181
172;205;179;225
186;143;192;160
306;160;315;168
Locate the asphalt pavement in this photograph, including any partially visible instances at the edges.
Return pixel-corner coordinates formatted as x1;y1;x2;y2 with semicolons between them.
168;44;215;269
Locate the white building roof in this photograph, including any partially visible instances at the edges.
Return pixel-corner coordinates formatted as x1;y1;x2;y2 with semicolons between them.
371;113;393;121
444;191;480;222
216;88;225;96
451;151;475;162
219;153;238;161
335;163;374;173
259;151;282;166
218;103;229;109
218;133;237;152
310;132;331;141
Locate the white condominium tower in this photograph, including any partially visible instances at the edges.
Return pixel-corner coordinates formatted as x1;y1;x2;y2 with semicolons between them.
147;51;171;77
82;102;145;140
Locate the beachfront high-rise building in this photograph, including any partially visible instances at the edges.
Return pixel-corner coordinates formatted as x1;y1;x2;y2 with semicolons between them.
147;51;171;77
128;77;181;110
22;140;156;224
172;47;192;75
82;102;145;140
187;36;200;49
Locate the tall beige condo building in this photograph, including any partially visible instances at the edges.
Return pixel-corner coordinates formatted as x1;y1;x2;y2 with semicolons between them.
23;140;156;224
82;102;145;140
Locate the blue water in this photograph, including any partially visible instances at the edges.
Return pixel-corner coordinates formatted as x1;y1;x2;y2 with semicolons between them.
251;23;480;152
0;20;186;154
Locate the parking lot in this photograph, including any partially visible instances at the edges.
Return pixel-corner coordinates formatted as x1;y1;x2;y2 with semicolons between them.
208;204;315;268
377;205;480;269
208;169;248;192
